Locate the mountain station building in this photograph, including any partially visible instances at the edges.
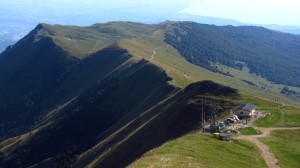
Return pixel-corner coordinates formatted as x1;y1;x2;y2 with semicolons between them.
235;103;256;117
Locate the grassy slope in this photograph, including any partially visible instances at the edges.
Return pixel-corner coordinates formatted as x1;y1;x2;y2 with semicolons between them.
0;33;81;139
119;29;300;107
0;22;158;140
0;58;177;167
61;23;300;168
241;95;300;127
164;22;300;88
120;27;300;168
31;22;300;107
129;133;267;168
260;130;300;168
1;21;299;167
74;81;240;168
42;22;157;58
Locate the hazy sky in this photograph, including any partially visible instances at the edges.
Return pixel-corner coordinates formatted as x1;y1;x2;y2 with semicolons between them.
0;0;299;26
182;0;300;25
0;0;195;26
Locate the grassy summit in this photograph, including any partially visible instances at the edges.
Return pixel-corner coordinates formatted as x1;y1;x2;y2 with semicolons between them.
130;133;267;168
37;22;157;58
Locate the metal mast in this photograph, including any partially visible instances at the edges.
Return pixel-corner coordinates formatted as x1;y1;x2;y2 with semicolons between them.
202;98;204;133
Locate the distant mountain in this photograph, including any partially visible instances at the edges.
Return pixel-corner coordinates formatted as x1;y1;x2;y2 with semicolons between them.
263;24;300;34
1;14;300;53
174;14;244;26
0;21;300;167
174;14;300;35
164;22;300;87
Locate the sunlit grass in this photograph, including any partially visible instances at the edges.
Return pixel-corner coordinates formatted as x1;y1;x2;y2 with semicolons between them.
129;133;267;168
260;130;300;168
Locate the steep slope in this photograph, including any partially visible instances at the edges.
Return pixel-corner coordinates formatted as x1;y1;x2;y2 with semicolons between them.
120;28;300;106
0;25;79;139
0;30;239;167
164;22;300;87
1;21;300;168
0;58;176;168
0;41;15;54
0;22;178;168
1;39;240;167
73;81;240;168
0;22;158;140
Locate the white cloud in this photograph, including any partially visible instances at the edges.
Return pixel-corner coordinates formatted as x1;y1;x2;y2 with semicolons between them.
181;0;300;25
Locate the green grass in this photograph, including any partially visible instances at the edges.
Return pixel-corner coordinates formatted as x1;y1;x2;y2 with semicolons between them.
37;23;300;107
119;29;300;107
239;127;261;135
241;95;300;127
283;107;300;127
260;130;300;168
120;29;300;127
33;22;300;107
42;22;157;58
129;133;267;168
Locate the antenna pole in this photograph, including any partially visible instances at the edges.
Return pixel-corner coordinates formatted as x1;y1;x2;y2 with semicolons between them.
202;98;204;133
213;101;216;125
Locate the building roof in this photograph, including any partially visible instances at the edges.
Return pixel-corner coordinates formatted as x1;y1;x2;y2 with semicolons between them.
236;103;256;111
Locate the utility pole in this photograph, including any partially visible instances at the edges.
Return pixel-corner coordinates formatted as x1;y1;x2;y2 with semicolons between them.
212;102;220;132
203;100;205;128
202;98;204;133
212;104;216;126
215;102;218;124
212;101;217;125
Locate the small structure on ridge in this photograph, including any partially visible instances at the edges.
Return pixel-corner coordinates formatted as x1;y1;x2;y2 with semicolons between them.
235;103;256;118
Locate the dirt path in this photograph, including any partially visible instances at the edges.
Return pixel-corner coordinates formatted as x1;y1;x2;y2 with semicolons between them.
236;127;300;168
149;44;176;86
183;73;190;79
150;45;170;60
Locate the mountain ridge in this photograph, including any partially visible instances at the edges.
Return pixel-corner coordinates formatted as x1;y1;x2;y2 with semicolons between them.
0;21;300;167
164;22;300;87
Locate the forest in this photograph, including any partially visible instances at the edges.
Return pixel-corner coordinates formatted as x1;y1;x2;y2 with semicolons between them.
165;22;300;87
